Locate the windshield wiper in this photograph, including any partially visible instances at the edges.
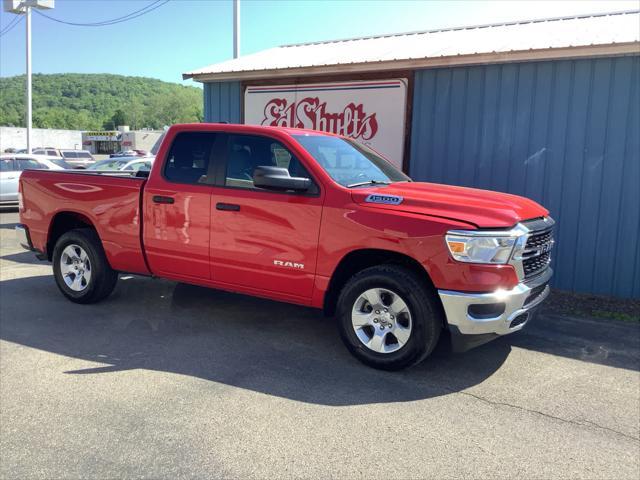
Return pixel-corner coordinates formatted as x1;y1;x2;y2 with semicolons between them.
346;180;392;188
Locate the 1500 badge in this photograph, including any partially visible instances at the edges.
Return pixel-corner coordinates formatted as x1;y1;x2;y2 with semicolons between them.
364;194;403;205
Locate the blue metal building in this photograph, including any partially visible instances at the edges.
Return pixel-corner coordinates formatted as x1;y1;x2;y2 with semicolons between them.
184;12;640;298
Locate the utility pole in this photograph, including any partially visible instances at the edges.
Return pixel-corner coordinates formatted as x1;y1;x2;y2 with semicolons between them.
233;0;239;58
25;2;31;153
3;1;55;153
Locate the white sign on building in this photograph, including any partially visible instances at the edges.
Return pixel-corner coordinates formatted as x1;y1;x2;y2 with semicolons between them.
244;79;408;169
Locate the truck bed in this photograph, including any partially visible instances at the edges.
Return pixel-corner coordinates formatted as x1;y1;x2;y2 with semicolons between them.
19;169;150;275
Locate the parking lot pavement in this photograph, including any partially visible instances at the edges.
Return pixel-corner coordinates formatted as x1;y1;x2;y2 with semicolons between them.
1;209;639;479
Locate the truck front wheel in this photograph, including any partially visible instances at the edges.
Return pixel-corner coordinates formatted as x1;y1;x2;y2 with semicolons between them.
52;228;118;304
336;265;442;370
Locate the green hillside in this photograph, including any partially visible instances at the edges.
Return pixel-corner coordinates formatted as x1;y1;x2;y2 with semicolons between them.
0;73;203;130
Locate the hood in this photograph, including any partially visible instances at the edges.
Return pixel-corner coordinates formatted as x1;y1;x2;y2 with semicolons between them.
351;182;548;228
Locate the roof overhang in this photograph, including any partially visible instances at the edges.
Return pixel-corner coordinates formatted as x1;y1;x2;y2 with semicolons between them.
183;42;640;82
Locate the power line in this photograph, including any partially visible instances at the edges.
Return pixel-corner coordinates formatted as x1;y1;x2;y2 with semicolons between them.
33;0;169;27
0;15;24;38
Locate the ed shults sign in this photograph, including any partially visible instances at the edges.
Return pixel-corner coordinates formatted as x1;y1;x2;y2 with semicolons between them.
244;79;408;169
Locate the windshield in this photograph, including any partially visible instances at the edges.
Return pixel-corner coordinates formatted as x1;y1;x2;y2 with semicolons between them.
51;159;73;169
292;135;410;187
88;160;127;170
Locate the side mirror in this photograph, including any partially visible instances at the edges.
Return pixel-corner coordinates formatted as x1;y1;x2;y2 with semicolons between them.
253;166;311;192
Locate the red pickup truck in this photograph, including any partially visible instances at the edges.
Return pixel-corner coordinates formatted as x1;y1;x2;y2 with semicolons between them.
16;123;554;370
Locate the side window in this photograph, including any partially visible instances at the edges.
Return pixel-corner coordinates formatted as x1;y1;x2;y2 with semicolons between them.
164;132;216;184
0;159;15;172
62;151;77;159
225;134;314;191
17;159;44;170
47;150;57;156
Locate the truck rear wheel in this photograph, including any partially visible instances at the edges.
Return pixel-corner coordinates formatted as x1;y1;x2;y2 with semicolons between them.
336;265;442;370
52;228;118;304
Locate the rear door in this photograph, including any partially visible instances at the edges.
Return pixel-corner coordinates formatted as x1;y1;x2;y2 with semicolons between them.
142;131;221;281
0;158;19;202
209;133;324;301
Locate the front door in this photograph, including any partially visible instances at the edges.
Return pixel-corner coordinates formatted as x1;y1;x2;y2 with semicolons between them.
209;133;323;301
142;131;221;281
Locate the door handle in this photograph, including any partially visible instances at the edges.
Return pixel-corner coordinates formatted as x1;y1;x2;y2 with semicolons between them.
216;202;240;211
152;195;174;204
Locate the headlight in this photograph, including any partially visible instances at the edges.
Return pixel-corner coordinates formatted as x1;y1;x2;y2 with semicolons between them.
445;231;517;264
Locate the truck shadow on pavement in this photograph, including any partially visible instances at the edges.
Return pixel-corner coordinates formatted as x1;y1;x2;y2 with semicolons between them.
1;273;638;405
0;274;519;406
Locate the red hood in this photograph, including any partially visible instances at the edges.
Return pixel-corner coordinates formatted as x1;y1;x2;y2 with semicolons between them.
351;182;548;228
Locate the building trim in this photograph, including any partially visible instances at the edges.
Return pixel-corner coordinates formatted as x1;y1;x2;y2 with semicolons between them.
185;43;640;82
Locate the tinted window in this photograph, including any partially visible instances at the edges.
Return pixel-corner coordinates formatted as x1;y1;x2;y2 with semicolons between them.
164;132;216;184
17;159;45;170
76;152;93;159
47;150;57;156
225;134;313;191
0;159;15;172
293;135;410;187
62;151;78;159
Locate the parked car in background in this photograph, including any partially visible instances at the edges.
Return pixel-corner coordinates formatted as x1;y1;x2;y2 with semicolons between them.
88;157;153;172
32;147;62;157
0;154;62;205
31;149;95;168
109;150;137;158
59;150;95;168
110;149;148;158
32;156;75;170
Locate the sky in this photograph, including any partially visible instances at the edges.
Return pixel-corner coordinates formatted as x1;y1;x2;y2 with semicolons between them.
0;0;638;86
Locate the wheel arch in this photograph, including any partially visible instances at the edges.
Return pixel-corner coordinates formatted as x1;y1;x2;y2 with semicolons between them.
323;248;440;317
46;211;97;261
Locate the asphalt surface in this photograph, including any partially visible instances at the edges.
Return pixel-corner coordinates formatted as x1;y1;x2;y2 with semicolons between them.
1;208;639;479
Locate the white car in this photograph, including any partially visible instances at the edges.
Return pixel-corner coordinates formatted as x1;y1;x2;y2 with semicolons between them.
31;155;75;170
0;154;68;205
87;157;154;173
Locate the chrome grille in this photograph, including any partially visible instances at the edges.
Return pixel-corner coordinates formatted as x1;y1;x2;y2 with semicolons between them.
526;229;553;249
521;222;554;280
523;252;551;278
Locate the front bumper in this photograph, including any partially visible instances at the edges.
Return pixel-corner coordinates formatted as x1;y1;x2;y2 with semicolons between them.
438;268;552;350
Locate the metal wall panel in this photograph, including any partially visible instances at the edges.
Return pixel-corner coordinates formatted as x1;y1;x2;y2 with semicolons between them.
410;57;640;298
203;81;241;123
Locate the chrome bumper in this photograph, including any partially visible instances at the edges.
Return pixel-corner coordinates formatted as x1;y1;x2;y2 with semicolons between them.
15;224;33;251
438;268;552;337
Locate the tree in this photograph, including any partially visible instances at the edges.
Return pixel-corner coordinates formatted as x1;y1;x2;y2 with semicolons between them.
0;74;203;131
104;108;128;130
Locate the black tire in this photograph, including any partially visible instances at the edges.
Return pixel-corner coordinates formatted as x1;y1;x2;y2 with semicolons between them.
52;228;118;304
336;265;442;370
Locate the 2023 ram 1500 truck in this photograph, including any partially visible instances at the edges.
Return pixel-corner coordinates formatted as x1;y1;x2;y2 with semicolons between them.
16;123;554;370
